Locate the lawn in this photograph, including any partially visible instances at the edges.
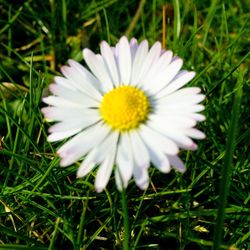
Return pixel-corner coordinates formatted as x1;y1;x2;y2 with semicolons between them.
0;0;249;249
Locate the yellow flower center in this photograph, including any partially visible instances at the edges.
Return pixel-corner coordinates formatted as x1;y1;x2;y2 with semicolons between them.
100;85;150;132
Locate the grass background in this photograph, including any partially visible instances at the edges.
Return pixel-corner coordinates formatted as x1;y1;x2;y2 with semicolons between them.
0;0;249;249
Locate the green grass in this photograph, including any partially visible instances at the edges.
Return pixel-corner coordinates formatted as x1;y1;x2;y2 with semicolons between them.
0;0;249;249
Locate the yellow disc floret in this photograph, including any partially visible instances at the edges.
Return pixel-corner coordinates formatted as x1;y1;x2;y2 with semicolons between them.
100;85;150;132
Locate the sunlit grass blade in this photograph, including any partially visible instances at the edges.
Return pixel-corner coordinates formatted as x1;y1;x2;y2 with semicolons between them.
173;0;180;46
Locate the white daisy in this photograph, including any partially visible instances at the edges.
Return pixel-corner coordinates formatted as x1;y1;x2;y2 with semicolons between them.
42;36;205;192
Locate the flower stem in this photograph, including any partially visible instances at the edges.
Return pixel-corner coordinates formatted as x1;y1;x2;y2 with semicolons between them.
121;188;130;250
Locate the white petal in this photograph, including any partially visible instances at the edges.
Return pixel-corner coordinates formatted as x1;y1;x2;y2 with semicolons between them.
83;48;113;92
47;128;81;142
184;143;198;150
140;132;171;173
49;83;99;106
129;131;150;169
157;71;196;98
148;114;196;128
130;38;138;61
54;76;76;90
144;58;183;95
77;161;96;178
141;50;173;87
41;107;98;122
48;113;99;133
154;104;205;114
57;123;106;158
94;131;119;164
157;95;205;107
146;120;195;149
139;125;179;155
58;123;110;167
160;50;173;65
130;40;149;85
68;59;102;92
133;163;149;190
95;137;117;192
110;46;118;60
168;155;186;173
43;96;85;108
136;41;162;87
77;131;119;178
100;41;120;86
117;36;132;84
183;128;206;139
115;133;133;190
150;112;205;126
115;168;124;191
189;113;206;122
157;89;205;107
61;65;102;100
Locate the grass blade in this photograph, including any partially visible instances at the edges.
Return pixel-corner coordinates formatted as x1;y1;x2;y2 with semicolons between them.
212;71;244;249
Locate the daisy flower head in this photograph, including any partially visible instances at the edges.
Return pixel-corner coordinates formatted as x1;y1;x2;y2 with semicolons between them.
42;36;206;192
